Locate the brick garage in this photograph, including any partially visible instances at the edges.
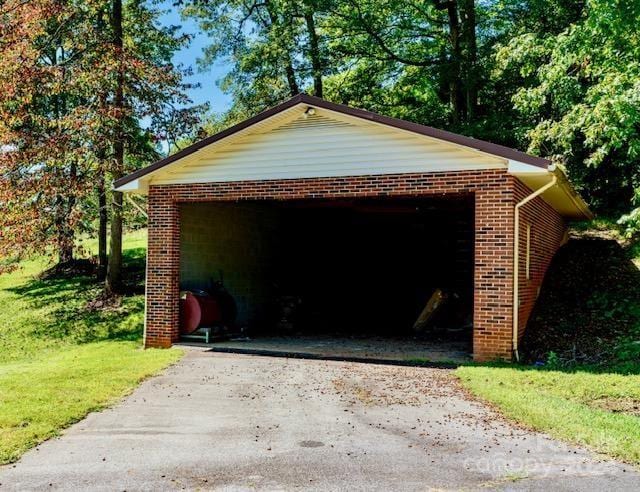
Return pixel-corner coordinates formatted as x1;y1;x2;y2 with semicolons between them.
116;95;591;361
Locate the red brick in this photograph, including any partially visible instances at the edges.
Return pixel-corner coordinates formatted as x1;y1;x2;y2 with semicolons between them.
143;169;566;361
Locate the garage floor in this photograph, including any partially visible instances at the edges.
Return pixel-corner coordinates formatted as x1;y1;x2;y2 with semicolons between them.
202;335;472;365
1;348;638;491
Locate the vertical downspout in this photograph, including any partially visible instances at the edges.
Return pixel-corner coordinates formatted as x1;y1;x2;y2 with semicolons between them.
513;174;558;361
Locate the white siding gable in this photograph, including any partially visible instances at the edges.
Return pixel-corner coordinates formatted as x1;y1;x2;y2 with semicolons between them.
150;108;506;186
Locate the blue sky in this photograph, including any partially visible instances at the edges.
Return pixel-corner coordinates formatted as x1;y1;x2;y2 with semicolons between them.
158;1;232;114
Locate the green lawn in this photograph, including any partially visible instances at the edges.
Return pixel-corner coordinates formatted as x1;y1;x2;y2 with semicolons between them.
457;366;640;464
0;230;181;464
458;222;640;465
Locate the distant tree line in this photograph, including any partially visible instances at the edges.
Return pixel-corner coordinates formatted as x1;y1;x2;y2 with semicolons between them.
1;0;639;292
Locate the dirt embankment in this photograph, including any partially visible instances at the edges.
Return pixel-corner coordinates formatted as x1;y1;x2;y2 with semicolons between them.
521;231;640;365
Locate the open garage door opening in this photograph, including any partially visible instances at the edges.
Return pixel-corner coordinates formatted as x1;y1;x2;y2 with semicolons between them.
178;195;475;358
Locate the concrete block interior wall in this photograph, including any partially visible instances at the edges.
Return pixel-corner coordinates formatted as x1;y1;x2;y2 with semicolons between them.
180;202;281;327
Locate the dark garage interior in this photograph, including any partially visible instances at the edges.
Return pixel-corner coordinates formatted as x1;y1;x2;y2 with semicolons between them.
179;195;475;349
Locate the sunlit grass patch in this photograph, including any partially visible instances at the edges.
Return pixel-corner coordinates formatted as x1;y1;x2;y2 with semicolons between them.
0;230;181;464
0;341;180;464
457;365;640;464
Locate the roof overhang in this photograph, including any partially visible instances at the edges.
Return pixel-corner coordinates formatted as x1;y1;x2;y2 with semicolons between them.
509;162;593;220
114;94;592;220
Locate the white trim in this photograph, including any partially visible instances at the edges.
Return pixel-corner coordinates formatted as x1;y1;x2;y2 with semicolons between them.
115;179;147;193
508;159;550;174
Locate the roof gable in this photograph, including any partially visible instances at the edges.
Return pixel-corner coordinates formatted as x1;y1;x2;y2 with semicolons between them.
114;94;549;191
147;108;506;186
114;94;592;219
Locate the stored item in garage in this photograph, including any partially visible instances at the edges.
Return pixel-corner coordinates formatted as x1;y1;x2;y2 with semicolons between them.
412;289;446;333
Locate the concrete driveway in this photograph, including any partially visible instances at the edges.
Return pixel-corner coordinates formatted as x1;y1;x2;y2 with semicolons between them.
1;348;638;491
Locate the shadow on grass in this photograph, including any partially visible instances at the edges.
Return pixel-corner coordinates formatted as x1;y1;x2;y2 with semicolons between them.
5;247;147;346
121;247;147;295
8;235;639;376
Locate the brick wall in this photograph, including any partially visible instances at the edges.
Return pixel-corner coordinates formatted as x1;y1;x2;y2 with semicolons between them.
513;179;567;342
144;169;560;361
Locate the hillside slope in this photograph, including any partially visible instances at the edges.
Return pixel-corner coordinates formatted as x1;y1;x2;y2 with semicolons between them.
522;231;640;368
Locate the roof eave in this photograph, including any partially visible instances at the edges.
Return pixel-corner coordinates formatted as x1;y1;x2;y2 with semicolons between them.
509;163;593;220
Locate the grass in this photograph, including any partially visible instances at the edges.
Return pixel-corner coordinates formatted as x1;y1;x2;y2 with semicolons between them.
457;219;640;465
0;229;181;464
0;342;181;464
456;365;640;464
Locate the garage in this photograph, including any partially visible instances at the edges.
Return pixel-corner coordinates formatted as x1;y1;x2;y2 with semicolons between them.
115;94;591;361
179;195;474;342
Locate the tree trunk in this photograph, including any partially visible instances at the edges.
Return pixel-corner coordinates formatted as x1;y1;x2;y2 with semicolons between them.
303;7;323;98
106;0;124;294
107;191;123;292
57;208;74;265
446;1;463;124
58;240;74;264
97;174;108;280
53;45;75;267
96;7;108;282
55;188;75;265
284;56;301;96
435;0;463;124
460;0;477;120
264;1;300;96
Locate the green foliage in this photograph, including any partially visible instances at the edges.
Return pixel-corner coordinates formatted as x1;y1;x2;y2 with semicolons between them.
545;351;560;369
615;336;640;369
181;0;333;115
496;0;640;215
618;208;640;239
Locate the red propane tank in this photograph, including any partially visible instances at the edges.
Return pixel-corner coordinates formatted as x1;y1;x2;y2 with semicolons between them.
179;291;201;334
197;294;221;327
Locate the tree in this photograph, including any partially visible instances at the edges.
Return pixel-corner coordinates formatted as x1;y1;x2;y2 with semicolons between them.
99;0;204;293
0;0;202;281
327;0;484;127
186;0;498;132
495;0;640;217
0;0;100;269
105;0;126;293
181;0;333;119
